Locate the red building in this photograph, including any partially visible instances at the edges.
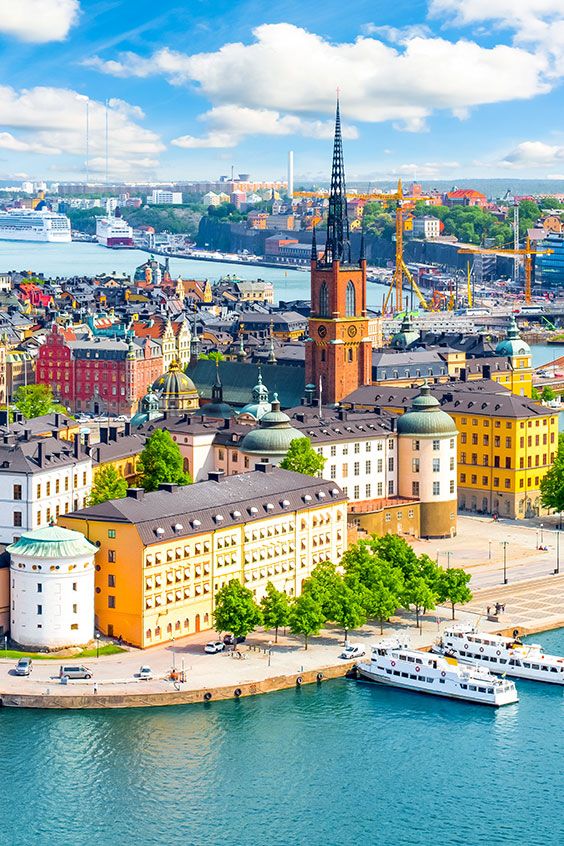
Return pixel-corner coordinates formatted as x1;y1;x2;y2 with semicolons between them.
444;189;487;208
36;325;163;415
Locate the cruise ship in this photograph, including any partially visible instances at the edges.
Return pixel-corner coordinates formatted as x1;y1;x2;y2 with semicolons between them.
0;209;71;242
434;625;564;685
356;638;518;706
96;216;134;248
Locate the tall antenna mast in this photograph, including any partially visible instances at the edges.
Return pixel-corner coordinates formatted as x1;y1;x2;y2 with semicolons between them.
105;99;109;187
85;98;90;187
513;202;520;283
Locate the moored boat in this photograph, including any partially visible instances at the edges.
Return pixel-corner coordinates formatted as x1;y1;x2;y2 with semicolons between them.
356;638;518;706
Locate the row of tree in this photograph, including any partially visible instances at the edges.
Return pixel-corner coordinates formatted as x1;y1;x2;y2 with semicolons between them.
213;535;473;649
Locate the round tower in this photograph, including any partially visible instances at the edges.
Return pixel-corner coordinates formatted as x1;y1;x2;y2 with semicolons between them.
397;385;458;538
239;393;302;464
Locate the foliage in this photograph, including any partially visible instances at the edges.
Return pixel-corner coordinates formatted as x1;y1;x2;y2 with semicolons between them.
288;593;326;650
0;644;124;660
303;561;343;621
280;437;327;477
332;582;366;640
540;432;564;513
207;203;245;223
541;386;556;402
403;576;437;629
66;207;105;235
138;429;192;492
412;202;514;246
260;582;291;643
14;384;68;419
342;541;404;632
123;205;202;237
88;465;128;506
362;202;396;239
531;387;540;400
198;351;225;361
213;579;262;639
437;568;473;620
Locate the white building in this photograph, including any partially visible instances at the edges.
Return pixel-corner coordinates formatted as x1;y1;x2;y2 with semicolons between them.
412;216;441;239
202;191;220;207
0;436;92;545
149;190;183;205
8;525;97;649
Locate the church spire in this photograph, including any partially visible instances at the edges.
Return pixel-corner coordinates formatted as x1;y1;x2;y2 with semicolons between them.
311;226;318;264
211;359;223;402
322;96;350;267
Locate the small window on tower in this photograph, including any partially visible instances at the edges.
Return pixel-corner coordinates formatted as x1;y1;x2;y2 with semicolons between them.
345;281;356;316
319;282;329;317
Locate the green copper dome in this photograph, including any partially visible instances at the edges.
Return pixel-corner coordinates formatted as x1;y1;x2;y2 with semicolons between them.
7;526;98;559
240;393;302;458
240;368;272;420
391;313;420;350
397;384;458;437
495;316;531;357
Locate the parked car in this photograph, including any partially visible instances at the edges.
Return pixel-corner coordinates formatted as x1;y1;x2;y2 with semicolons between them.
59;665;93;679
15;657;32;676
339;645;365;660
138;665;153;680
204;641;225;654
223;634;246;646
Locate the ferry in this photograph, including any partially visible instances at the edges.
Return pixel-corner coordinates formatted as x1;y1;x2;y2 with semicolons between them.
96;216;134;247
434;625;564;685
0;209;71;242
356;639;518;706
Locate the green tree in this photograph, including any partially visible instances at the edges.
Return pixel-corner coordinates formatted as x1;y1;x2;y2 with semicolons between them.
531;387;540;401
260;582;290;643
404;576;437;631
280;437;327;476
541;386;556;402
288;593;326;650
437;568;473;620
138;429;192;492
341;539;404;633
14;384;68;419
213;579;262;639
302;561;342;620
198;351;225;361
332;583;366;641
540;432;564;513
88;465;128;506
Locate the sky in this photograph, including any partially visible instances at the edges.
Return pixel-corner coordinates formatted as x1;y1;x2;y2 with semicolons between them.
1;0;564;184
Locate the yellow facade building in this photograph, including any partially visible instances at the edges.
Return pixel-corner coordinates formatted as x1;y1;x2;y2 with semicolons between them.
61;466;347;648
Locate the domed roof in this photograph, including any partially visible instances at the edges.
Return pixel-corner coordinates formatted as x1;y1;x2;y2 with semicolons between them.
152;360;199;400
391;313;420;350
7;525;98;559
397;384;458;437
240;393;302;457
131;385;163;429
239;368;271;420
495;316;531;357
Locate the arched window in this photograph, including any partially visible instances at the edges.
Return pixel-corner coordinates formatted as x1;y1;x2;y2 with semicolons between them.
346;281;356;317
319;282;329;316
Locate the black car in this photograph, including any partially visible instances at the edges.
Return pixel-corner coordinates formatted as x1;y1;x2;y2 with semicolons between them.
223;634;246;646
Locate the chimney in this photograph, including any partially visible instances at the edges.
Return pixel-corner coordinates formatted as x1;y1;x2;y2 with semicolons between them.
73;433;80;459
54;412;61;427
126;487;144;500
37;441;44;467
223;418;232;430
207;471;224;483
109;425;118;442
23;428;31;442
337;409;348;421
483;364;491;380
159;482;179;492
99;427;109;444
124;421;131;436
460;368;467;382
255;462;273;473
83;432;91;449
390;418;396;432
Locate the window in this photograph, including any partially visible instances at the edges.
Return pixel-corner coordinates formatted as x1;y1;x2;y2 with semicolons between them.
412;458;420;473
345;280;356;316
330;445;336;457
365;484;371;498
108;596;116;609
432;439;440;451
365;461;371;474
388;480;394;495
388;457;394;472
319;281;329;316
353;462;360;476
450;480;455;494
412;481;420;497
46;482;51;496
450;457;455;471
353;485;360;499
460;473;466;483
413;440;420;451
37;583;42;593
13;512;22;527
36;484;41;498
37;605;42;615
108;575;116;588
108;550;116;563
354;443;360;454
433;482;440;496
108;529;116;539
432;459;440;472
13;485;22;501
72;604;78;614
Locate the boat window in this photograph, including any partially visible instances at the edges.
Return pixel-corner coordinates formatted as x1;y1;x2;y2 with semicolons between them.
487;688;494;694
531;664;539;670
409;674;417;680
490;657;497;662
460;683;467;689
478;687;487;693
469;685;477;691
401;672;408;678
439;679;445;684
407;656;415;663
550;667;557;673
399;655;406;661
499;659;507;664
393;670;400;676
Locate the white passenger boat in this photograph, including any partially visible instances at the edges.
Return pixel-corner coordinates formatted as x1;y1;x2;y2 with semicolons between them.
434;625;564;685
356;638;518;707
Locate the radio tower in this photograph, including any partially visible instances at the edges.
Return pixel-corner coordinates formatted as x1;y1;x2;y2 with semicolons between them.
513;202;520;283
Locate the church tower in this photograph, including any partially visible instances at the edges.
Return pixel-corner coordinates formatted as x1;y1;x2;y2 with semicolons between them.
305;99;372;404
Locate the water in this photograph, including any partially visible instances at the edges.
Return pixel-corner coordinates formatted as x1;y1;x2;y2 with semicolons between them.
0;629;562;846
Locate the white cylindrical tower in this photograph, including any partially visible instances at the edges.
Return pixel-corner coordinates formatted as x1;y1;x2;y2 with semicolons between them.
287;150;294;198
8;525;98;649
397;385;458;539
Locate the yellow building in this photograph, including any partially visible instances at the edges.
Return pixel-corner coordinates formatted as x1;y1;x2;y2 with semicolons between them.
60;466;347;648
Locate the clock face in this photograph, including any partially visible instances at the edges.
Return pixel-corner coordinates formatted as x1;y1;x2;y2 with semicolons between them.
347;325;358;338
318;325;327;338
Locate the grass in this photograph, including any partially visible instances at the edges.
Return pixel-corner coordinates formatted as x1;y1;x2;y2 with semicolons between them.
0;644;126;661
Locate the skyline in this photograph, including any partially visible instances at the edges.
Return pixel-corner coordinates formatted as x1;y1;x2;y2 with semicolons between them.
0;1;563;183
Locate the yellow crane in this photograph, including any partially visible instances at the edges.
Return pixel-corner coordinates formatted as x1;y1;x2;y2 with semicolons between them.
295;178;433;312
458;237;553;304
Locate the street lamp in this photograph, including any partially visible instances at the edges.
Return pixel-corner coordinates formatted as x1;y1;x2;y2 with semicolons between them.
540;523;544;547
500;541;509;585
554;530;560;576
95;632;100;658
446;552;452;570
488;541;492;561
268;640;272;667
171;634;176;671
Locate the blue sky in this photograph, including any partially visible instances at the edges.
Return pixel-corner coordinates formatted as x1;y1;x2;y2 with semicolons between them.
1;0;564;183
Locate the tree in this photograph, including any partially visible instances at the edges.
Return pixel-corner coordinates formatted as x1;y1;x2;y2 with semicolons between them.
138;429;192;492
370;583;401;635
280;437;327;477
198;351;225;361
213;579;262;639
541;386;556;402
332;583;366;641
437;568;473;620
260;582;290;643
540;433;564;513
403;577;437;631
14;384;67;419
342;538;404;633
302;561;342;620
88;465;128;506
288;593;326;650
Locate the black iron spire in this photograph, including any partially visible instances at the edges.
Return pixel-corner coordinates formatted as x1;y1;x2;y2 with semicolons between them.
322;97;351;266
211;359;223;402
359;230;365;263
311;226;318;263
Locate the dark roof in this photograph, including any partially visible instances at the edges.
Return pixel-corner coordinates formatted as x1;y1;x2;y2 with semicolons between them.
87;433;147;465
0;436;88;474
189;360;305;408
285;405;397;443
64;468;346;545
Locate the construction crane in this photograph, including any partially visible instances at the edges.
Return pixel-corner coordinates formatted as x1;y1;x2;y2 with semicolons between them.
295;178;433;312
458;237;554;304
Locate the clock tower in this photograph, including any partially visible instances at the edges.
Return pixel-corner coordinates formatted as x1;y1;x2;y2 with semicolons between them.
305;99;372;405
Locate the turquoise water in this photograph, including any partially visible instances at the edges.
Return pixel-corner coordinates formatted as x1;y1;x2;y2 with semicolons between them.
1;629;562;846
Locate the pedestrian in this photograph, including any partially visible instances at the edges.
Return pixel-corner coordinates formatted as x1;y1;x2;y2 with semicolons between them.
93;683;98;695
487;605;491;615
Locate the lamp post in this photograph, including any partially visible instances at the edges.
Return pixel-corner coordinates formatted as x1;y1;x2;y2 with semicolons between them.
446;552;452;570
554;530;560;576
488;541;492;561
500;541;509;585
95;632;100;659
540;523;544;547
268;640;272;667
171;634;176;671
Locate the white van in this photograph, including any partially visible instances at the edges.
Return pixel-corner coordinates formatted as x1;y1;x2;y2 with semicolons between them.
59;665;93;679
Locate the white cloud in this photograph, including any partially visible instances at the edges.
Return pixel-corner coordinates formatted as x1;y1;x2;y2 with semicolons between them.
171;104;358;148
395;161;461;178
500;140;564;168
0;0;79;43
86;23;549;140
0;86;164;175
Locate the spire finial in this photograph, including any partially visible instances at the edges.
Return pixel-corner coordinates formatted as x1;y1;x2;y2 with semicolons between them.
322;96;350;267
